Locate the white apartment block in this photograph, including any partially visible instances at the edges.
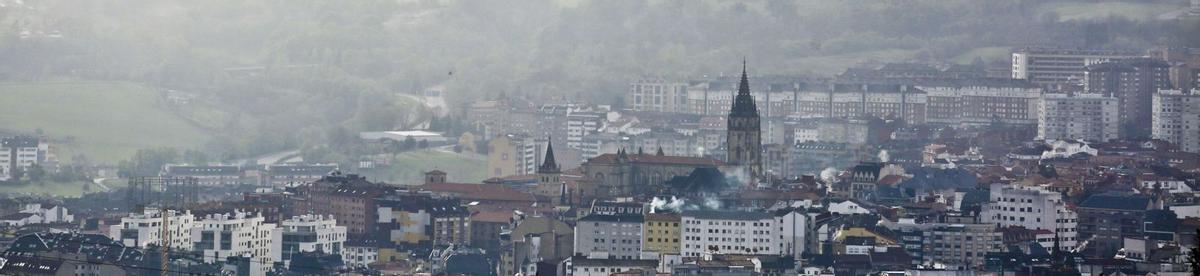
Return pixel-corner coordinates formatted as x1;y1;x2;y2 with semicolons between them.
110;208;196;250
979;183;1078;251
1038;93;1119;143
776;209;810;258
192;211;278;275
1152;89;1200;153
0;136;46;181
272;214;347;265
20;203;73;224
567;108;607;150
1012;48;1140;85
680;210;779;257
574;214;644;260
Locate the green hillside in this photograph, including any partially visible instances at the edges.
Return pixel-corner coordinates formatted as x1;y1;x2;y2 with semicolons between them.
0;81;211;164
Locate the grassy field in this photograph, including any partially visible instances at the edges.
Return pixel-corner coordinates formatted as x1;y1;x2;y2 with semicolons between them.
359;149;487;185
0;81;212;164
1041;1;1179;22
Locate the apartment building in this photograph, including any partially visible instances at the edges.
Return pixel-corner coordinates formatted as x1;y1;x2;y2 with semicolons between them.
110;208;196;250
1152;89;1200;153
680;210;779;257
979;183;1078;251
1037;93;1119;142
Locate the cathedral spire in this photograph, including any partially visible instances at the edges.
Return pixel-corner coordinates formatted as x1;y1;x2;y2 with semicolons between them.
538;138;559;173
730;59;758;116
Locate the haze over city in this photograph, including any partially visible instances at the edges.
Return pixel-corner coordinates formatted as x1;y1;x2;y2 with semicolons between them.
0;0;1199;275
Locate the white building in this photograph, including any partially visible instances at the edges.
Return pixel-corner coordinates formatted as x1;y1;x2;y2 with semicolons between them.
574;213;644;260
0;136;46;181
775;208;810;258
192;211;278;275
979;183;1078;251
1012;48;1140;85
1038;93;1119;143
343;241;380;268
110;208;195;250
827;200;871;215
567;108;607;150
680;210;779;257
272;214;347;265
20;203;73;224
1152;89;1200;153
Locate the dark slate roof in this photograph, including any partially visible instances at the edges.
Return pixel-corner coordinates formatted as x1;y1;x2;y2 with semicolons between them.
1077;193;1151;211
0;254;63;274
579;213;644;223
682;210;773;220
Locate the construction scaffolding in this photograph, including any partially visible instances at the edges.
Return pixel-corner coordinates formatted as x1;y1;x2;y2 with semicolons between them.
126;176;200;211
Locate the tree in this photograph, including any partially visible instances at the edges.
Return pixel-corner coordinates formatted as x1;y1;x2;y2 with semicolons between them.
27;164;45;183
9;166;23;182
417;139;429;149
403;136;417;151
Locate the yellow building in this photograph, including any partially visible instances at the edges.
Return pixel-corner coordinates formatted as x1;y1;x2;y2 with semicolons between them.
644;213;681;254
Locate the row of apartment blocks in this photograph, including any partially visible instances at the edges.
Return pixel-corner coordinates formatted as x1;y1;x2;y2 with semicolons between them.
159;163;338;186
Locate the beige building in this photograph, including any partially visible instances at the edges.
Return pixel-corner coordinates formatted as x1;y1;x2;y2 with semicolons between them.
487;134;540;178
643;213;681;254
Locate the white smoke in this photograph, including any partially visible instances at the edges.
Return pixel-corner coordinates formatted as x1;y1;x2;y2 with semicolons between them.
649;196;685;213
703;197;722;210
878;150;890;163
819;167;839;184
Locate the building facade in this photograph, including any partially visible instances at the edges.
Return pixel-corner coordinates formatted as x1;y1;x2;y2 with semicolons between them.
680;210;779;257
979;183;1078;251
574;213;645;260
1152;89;1200;153
0;136;47;181
1037;93;1119;142
271;214;347;265
191;210;278;274
643;213;681;255
1084;58;1172;138
110;208;196;250
1012;48;1140;85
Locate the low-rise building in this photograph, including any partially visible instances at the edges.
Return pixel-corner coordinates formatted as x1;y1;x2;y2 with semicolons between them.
162;164;243;186
261;163;338;187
